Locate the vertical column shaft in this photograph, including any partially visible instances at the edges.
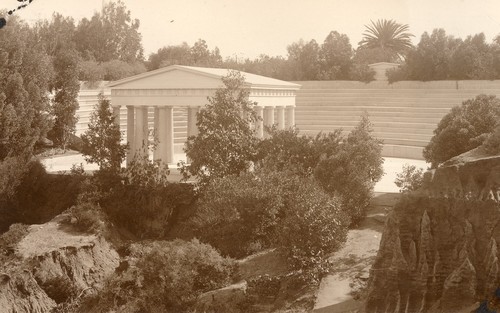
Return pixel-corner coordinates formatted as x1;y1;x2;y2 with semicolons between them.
158;106;174;164
263;106;275;138
276;106;285;130
286;106;295;128
126;105;135;165
255;106;264;139
134;106;148;157
187;106;199;138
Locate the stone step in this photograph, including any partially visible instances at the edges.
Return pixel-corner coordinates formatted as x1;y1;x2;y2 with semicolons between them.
296;114;442;124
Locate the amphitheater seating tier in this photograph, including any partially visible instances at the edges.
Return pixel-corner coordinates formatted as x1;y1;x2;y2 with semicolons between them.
293;81;500;160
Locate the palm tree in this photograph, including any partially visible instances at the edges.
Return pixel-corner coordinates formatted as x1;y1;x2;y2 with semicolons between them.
359;19;414;62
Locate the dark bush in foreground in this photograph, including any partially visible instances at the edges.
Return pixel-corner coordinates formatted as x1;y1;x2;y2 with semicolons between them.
192;170;349;278
423;94;500;167
79;239;236;313
0;159;82;232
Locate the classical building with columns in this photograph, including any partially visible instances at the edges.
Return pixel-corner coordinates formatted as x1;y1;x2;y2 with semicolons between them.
106;65;301;166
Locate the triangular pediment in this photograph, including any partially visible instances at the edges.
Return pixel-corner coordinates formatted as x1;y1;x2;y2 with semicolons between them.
107;65;300;90
107;66;227;89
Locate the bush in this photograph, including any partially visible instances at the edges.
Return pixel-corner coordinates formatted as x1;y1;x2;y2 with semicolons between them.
192;170;349;278
256;128;343;176
423;94;500;166
79;239;236;313
0;159;82;232
68;202;107;233
394;164;426;193
192;171;285;258
314;113;383;225
276;179;349;281
482;123;500;155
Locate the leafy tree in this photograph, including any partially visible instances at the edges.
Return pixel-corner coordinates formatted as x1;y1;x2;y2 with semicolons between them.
449;33;497;79
287;39;321;80
49;48;81;150
31;13;76;57
74;0;143;63
0;15;53;160
318;31;353;79
181;71;259;186
423;95;500;166
81;94;127;173
146;43;192;70
146;39;223;71
359;19;414;62
315;113;383;225
482;123;500;155
394;164;425;193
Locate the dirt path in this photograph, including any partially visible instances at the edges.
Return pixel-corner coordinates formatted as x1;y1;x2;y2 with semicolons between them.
313;193;400;313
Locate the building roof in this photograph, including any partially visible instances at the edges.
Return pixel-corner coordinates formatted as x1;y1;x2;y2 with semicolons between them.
106;65;300;89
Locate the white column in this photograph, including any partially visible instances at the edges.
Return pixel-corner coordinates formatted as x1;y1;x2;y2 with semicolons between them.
187;106;199;138
157;106;174;164
153;107;160;160
286;106;295;128
263;106;275;138
134;106;148;157
255;106;264;139
276;106;285;130
126;105;135;165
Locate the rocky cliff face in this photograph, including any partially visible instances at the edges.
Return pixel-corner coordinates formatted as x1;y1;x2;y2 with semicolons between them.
365;153;500;313
0;215;119;312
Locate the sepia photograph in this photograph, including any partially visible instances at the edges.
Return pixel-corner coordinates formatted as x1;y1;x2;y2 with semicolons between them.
1;0;500;312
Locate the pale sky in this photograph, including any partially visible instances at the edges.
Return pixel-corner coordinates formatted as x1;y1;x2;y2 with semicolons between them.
4;0;500;60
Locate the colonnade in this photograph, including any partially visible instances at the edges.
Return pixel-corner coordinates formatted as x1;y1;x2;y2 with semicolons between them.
115;104;295;165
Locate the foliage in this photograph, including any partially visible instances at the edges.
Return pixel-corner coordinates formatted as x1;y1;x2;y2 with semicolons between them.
358;19;414;62
68;202;107;233
314;113;383;225
0;16;53;160
192;169;349;278
49;48;81;150
287;39;322;80
102;154;194;239
0;159;82;232
147;39;222;70
81;93;127;174
79;239;236;313
74;0;143;63
318;31;354;80
482;123;500;155
181;70;260;186
387;29;500;82
423;94;500;166
394;164;426;193
276;179;349;281
256;128;343;175
191;171;285;257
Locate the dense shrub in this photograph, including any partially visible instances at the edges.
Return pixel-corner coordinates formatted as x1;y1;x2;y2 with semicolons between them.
394;164;426;193
192;170;349;278
423;94;500;166
256;128;343;175
79;239;236;313
0;159;82;232
192;171;286;258
314;114;383;225
482;123;500;155
68;202;107;233
276;180;348;281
